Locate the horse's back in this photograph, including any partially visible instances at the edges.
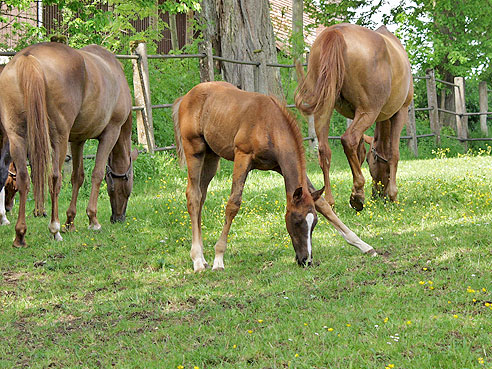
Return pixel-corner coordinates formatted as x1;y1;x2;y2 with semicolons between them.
71;46;131;139
323;23;412;119
178;82;277;162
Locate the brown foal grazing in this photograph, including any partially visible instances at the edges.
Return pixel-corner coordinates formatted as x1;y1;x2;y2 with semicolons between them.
296;23;413;211
174;82;376;272
0;42;137;247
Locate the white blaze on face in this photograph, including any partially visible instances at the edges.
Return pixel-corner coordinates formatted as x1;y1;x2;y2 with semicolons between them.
306;212;314;262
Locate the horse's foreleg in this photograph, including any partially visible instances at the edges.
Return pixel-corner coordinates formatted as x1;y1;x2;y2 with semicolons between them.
387;109;407;202
86;129;120;231
307;176;376;255
65;141;85;232
0;187;9;225
341;111;379;211
48;139;68;241
212;152;252;271
314;110;334;207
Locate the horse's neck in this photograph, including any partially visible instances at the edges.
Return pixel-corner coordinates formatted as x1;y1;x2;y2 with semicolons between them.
277;148;307;195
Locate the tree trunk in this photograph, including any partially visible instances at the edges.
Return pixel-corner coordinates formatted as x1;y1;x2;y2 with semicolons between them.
199;0;283;98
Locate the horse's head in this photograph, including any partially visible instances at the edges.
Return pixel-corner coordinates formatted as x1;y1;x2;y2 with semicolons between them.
105;148;138;223
285;186;324;266
4;162;17;211
364;135;390;198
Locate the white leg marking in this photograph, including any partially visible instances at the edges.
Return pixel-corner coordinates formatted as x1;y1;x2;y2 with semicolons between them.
0;188;9;225
49;221;63;241
306;213;314;263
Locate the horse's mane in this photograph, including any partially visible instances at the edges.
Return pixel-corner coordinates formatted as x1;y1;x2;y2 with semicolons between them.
268;96;306;174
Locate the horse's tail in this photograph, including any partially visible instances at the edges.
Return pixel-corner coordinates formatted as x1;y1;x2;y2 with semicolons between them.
295;28;346;115
172;96;186;168
16;54;51;213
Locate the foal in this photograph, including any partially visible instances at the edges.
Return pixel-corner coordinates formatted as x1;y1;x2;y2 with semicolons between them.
174;82;375;272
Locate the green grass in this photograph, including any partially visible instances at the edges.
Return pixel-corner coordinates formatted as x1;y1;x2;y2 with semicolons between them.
1;144;491;369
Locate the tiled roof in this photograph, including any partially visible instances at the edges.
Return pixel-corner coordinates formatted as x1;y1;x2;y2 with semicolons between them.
270;0;323;51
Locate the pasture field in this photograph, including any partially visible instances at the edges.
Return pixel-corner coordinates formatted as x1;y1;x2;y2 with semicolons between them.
0;144;491;369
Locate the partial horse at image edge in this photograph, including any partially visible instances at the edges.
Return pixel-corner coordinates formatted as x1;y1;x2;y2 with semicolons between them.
0;42;137;247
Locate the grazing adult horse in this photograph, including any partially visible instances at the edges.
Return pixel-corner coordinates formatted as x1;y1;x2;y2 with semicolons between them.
0;42;137;247
296;23;413;211
173;82;376;272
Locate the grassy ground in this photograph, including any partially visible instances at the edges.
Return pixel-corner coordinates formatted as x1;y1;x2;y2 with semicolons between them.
0;143;491;369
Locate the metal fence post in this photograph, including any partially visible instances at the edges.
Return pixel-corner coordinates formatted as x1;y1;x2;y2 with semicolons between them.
130;41;155;154
479;81;488;136
406;100;418;157
425;69;440;145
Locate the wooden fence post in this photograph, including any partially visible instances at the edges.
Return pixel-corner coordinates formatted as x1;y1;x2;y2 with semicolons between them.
199;40;214;82
479;81;488;136
425;69;441;145
454;76;468;149
406;100;418;157
131;41;155;153
307;115;318;150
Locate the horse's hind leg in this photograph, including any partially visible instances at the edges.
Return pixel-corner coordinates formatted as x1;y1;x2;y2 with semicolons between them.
8;136;29;247
65;141;85;231
314;109;335;207
341;110;379;211
184;139;210;272
387;108;407;202
213;151;252;271
48;136;69;241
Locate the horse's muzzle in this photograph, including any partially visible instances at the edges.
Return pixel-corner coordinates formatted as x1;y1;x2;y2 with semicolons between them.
296;256;312;267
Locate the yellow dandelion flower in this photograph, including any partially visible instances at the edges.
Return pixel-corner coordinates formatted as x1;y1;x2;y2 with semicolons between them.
453;314;458;319
383;317;389;323
419;281;425;285
295;354;299;358
247;330;253;334
232;344;237;349
346;323;351;327
177;366;184;369
257;319;263;323
406;320;412;325
328;328;334;332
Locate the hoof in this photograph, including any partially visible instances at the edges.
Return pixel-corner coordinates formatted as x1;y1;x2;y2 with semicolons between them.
349;195;364;211
53;232;63;242
193;259;208;272
63;222;76;233
1;219;10;226
33;210;47;217
365;248;378;257
13;239;27;248
212;266;225;271
88;223;102;231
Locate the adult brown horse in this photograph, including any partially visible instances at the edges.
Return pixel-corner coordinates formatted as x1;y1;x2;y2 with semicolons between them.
296;23;413;211
0;42;137;247
173;82;376;272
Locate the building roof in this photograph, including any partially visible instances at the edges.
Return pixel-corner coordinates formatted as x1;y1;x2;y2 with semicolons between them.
269;0;323;52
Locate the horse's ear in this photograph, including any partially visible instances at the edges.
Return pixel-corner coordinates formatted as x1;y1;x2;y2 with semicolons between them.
310;186;325;202
293;187;303;204
131;148;139;161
